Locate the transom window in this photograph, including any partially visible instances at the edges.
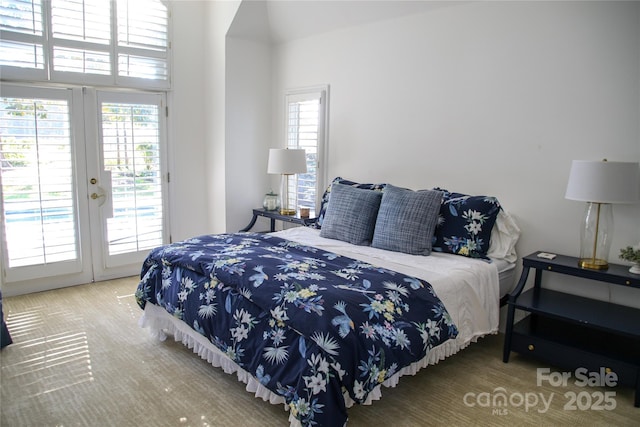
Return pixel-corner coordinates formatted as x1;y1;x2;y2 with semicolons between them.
0;0;170;89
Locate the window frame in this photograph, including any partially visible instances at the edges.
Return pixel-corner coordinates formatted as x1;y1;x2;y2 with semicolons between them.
0;83;170;285
284;85;329;213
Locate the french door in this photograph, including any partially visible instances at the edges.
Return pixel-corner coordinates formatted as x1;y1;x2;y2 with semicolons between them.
0;85;168;295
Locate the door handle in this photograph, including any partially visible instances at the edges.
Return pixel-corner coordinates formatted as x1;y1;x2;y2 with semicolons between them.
94;171;113;218
88;171;113;218
90;185;107;207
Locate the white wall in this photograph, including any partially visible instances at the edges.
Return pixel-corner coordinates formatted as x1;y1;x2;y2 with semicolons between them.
225;36;273;232
169;0;269;239
137;0;273;238
174;0;639;305
271;1;640;304
203;0;243;234
168;1;210;241
223;0;275;233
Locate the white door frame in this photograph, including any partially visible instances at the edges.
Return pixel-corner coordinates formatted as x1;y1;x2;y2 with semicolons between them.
0;85;169;296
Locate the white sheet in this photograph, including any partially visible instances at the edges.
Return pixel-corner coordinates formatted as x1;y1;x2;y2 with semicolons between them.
495;259;516;298
271;227;500;351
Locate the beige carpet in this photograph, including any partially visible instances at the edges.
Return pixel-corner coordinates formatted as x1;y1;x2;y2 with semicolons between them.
1;277;637;427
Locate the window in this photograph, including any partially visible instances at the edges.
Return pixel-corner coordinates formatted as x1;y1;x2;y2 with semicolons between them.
0;0;170;89
285;86;329;213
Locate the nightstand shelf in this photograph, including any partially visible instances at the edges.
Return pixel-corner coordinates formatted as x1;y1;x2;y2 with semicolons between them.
511;316;640;385
512;288;640;338
512;316;640;366
503;252;640;407
240;208;317;233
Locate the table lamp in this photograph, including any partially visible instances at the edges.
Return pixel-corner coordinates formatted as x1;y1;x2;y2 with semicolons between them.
565;159;639;270
267;148;307;215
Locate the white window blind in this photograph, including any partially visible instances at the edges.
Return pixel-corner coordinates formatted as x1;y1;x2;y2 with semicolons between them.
100;101;163;255
0;95;78;268
0;0;170;88
116;0;168;82
51;0;111;44
285;87;328;213
0;0;46;74
0;0;44;37
50;0;112;75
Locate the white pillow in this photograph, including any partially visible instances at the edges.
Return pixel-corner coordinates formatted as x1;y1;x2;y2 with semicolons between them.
487;210;520;263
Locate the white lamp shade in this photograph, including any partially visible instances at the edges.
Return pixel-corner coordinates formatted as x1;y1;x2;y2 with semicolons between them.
565;160;639;204
267;148;307;175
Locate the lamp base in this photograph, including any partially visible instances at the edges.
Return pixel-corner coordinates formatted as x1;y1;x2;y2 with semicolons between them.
279;208;296;216
577;202;613;272
578;258;609;270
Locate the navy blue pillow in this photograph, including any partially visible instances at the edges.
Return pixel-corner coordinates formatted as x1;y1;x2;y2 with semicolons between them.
433;189;501;259
313;177;386;229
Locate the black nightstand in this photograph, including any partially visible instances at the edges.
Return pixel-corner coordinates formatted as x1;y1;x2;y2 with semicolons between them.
240;208;317;232
503;252;640;407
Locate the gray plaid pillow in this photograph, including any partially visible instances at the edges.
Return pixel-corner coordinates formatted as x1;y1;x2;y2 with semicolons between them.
320;183;383;245
372;185;443;255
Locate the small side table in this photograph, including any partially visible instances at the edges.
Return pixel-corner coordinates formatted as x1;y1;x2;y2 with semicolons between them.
240;208;317;232
503;252;640;407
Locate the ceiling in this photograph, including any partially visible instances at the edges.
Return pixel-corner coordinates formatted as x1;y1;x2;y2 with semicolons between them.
227;0;465;43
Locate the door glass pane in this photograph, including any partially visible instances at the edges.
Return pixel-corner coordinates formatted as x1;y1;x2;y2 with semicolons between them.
100;102;163;255
0;96;77;267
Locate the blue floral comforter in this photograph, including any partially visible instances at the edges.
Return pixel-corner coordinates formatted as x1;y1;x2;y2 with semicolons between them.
136;233;458;426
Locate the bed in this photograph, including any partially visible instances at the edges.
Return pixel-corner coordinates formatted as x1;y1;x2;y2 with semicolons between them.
136;179;519;426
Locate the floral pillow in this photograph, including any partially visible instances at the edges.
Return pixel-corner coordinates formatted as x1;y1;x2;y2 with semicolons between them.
312;177;386;229
432;188;501;259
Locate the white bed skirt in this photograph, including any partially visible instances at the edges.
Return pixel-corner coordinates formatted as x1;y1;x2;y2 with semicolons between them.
139;303;490;426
